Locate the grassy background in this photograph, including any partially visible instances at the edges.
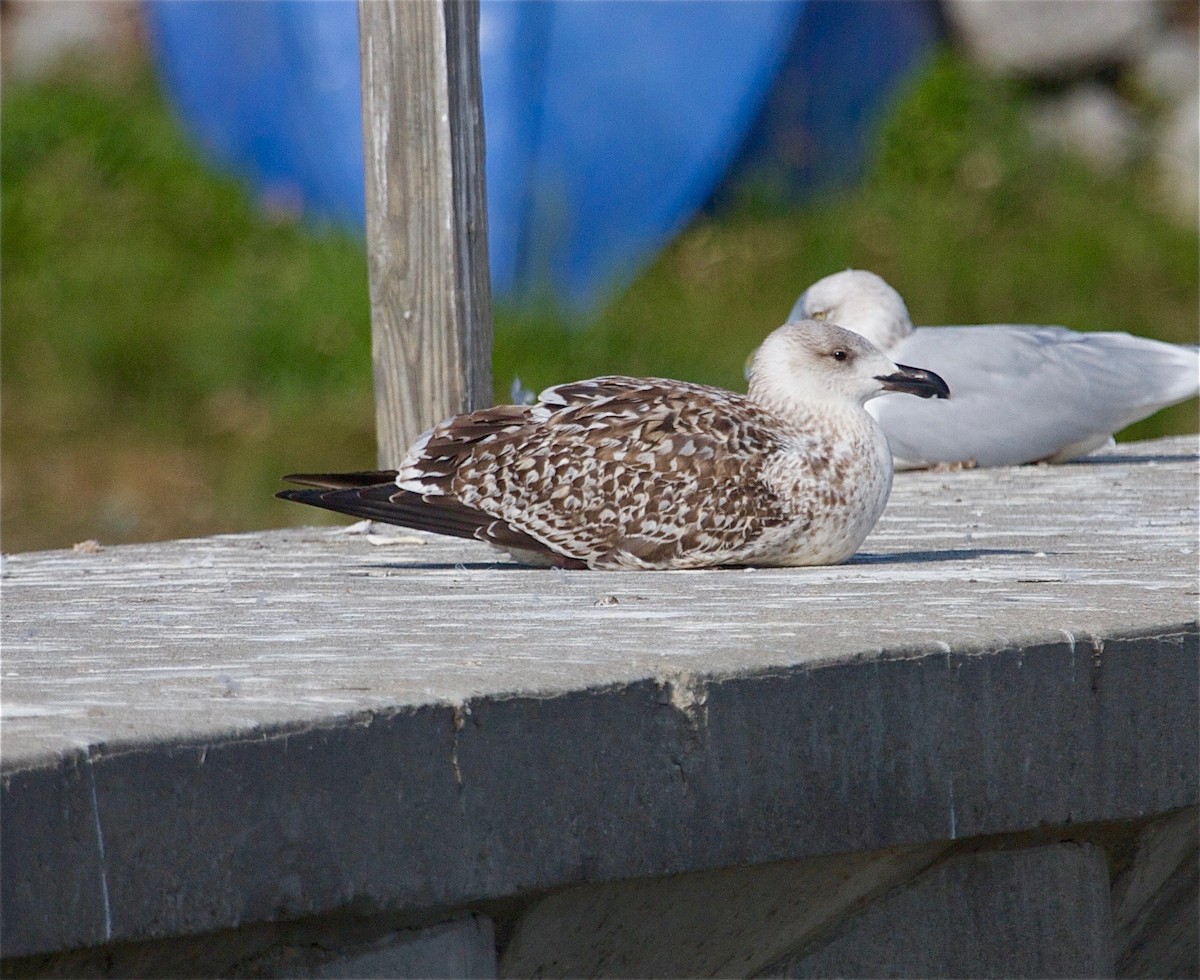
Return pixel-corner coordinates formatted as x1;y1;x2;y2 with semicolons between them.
3;52;1197;553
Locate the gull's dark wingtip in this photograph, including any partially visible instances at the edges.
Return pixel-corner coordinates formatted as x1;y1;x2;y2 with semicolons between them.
281;471;399;490
276;488;315;503
275;474;579;566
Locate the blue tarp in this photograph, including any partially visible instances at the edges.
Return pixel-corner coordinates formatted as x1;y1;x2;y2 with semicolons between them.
143;0;938;314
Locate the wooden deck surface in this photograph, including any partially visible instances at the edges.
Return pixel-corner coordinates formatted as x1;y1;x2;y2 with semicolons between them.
4;436;1197;772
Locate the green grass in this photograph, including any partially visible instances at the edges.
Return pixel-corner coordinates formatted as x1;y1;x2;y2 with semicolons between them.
3;52;1197;552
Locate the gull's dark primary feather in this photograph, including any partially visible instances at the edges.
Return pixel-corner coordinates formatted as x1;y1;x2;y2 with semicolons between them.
281;471;398;490
276;479;584;567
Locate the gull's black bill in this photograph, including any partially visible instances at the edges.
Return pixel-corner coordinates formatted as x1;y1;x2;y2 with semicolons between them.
876;364;950;400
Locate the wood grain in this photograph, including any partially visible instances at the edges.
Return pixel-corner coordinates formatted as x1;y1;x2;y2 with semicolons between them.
358;0;493;466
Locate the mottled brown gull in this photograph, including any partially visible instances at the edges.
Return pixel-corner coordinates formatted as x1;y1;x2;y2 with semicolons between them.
278;320;948;570
791;269;1200;469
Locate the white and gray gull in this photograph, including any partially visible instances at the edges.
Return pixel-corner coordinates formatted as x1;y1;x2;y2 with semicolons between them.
791;269;1200;469
278;319;948;570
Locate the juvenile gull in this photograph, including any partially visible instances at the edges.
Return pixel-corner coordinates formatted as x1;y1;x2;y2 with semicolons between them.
278;320;948;570
791;269;1200;469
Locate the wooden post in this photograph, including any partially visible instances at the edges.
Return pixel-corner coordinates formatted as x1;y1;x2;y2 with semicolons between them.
358;0;493;467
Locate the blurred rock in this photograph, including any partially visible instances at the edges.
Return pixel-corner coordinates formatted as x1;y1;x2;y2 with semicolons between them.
1134;27;1200;104
1027;82;1141;175
1156;89;1200;223
1;0;143;81
943;0;1159;77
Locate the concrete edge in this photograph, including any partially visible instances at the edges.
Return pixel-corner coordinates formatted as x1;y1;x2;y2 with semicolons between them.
3;620;1194;778
3;625;1197;957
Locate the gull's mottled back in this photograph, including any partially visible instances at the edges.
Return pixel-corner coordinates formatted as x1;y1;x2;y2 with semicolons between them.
279;320;948;570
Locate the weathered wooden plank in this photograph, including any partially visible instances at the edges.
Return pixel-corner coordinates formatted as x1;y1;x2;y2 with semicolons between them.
358;0;493;465
3;436;1197;770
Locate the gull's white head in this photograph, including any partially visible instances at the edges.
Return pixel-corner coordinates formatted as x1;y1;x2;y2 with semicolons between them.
748;319;948;415
789;269;914;353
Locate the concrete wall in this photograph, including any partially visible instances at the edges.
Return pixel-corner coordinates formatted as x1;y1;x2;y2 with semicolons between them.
4;438;1197;977
4;812;1195;978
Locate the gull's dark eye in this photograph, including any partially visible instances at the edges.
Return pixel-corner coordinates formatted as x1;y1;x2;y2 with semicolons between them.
832;349;848;362
811;310;828;321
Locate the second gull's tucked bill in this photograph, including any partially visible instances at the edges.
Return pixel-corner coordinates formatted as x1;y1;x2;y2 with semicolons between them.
790;269;1200;469
278;320;948;570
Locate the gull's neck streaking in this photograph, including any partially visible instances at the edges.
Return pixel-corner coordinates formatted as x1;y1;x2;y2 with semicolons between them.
747;319;902;418
790;269;915;354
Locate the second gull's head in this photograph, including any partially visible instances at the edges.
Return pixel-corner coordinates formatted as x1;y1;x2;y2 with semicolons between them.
790;269;914;353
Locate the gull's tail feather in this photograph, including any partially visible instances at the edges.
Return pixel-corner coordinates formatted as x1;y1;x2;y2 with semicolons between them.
281;471;399;490
277;477;584;568
1099;334;1200;427
1163;343;1200;404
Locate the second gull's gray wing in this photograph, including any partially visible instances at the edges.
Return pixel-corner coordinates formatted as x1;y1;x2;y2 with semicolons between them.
871;325;1199;468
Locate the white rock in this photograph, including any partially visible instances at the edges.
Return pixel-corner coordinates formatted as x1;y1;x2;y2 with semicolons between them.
1156;89;1200;224
1027;83;1141;175
1;0;141;81
1134;28;1200;104
944;0;1159;77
